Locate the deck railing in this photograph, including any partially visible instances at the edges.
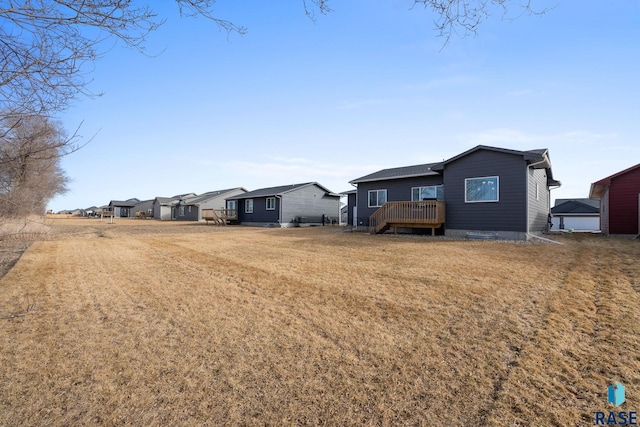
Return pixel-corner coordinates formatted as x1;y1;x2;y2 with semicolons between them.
202;208;238;222
369;201;445;234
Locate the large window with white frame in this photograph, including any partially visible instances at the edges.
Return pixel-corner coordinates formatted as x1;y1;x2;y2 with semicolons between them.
368;189;387;207
266;197;276;210
465;176;499;202
245;199;254;213
411;185;444;201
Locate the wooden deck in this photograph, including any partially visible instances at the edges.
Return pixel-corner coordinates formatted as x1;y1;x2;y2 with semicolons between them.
201;209;237;225
369;201;445;234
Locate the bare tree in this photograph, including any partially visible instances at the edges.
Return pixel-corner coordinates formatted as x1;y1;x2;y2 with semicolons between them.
412;0;547;43
0;1;250;115
0;113;70;217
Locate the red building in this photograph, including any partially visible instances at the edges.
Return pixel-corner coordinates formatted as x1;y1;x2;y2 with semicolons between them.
589;163;640;236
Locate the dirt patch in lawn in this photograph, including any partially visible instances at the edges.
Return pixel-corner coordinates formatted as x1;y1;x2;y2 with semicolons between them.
1;219;639;426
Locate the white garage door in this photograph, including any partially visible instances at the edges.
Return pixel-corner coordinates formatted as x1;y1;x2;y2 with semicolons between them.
553;216;599;231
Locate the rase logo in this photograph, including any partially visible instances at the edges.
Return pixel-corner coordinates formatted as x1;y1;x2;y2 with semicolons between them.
595;382;637;426
610;382;626;407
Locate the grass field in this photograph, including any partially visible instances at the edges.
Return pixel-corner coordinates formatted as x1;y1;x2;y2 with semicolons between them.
1;219;639;426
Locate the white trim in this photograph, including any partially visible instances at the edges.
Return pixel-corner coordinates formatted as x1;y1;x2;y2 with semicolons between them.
245;199;254;214
368;189;387;208
266;197;276;210
411;185;443;201
465;176;499;203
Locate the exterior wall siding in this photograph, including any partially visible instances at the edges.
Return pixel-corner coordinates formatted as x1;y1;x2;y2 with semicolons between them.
528;167;550;234
347;192;356;226
174;205;199;221
355;175;443;227
609;168;640;234
281;185;341;225
236;197;280;224
443;150;527;233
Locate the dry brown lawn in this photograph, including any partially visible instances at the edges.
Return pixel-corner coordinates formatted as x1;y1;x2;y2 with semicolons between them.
1;219;639;426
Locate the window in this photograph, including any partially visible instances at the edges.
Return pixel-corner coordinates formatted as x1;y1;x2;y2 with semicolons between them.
411;186;444;201
368;189;387;207
266;197;276;210
465;176;499;202
245;199;254;213
179;206;185;216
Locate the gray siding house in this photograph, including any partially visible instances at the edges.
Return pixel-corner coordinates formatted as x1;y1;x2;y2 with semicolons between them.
153;196;180;220
152;189;246;221
226;182;341;227
133;199;154;217
152;193;196;221
176;188;247;221
348;145;561;240
108;198;140;218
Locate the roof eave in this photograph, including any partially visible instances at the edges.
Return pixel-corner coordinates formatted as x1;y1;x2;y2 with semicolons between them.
350;171;440;185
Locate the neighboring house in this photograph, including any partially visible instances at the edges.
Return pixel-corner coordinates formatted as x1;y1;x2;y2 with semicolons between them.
341;189;357;227
152;193;196;220
133;199;154;218
348;145;561;240
84;206;99;217
340;204;348;225
108;198;140;218
226;182;341;227
153;196;180;220
550;198;600;231
589;163;640;236
172;188;247;221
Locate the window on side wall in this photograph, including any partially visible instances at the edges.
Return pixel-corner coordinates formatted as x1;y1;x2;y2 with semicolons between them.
465;176;499;203
411;186;444;201
266;197;276;210
245;199;254;213
368;189;387;207
179;206;185;216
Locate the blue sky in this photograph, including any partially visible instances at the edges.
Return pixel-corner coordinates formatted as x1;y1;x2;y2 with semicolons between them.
49;1;640;211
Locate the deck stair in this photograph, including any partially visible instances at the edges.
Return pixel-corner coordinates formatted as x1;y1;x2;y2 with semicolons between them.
369;201;445;234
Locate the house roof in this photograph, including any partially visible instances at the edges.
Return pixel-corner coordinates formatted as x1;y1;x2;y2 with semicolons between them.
554;198;600;209
182;188;247;205
109;198;140;207
154;196;178;204
349;145;561;187
442;145;550;167
551;199;600;215
349;162;443;184
227;182;340;199
133;199;154;211
589;163;640;198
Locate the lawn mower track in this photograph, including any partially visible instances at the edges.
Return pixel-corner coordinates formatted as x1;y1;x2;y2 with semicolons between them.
1;220;639;426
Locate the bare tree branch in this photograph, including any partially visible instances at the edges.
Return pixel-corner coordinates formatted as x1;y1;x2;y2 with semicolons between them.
0;1;246;114
411;0;549;45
